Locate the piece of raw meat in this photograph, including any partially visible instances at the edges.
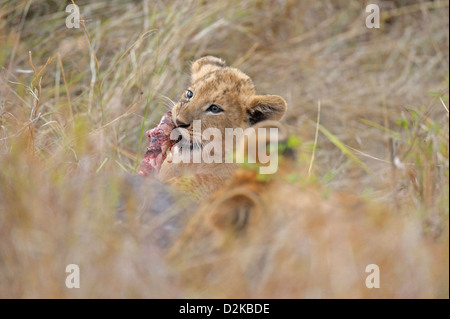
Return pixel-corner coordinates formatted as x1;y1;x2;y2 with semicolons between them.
139;111;176;176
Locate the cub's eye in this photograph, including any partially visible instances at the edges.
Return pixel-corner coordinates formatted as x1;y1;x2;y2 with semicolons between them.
185;90;194;99
207;104;223;114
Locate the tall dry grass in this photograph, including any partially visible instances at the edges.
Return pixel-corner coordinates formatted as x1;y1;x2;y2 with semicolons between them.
0;0;448;298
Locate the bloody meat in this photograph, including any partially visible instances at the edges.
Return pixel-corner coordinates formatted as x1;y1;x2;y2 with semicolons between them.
139;111;176;176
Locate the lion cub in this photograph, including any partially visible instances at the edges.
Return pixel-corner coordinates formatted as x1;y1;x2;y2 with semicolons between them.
167;142;448;298
158;56;287;197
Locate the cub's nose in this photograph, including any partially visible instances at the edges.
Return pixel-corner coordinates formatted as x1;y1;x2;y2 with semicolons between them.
176;119;190;128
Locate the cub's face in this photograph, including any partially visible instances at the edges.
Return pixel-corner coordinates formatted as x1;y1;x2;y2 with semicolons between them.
170;56;287;156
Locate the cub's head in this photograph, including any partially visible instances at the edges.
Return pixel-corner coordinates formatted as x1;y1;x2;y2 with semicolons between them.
170;56;287;153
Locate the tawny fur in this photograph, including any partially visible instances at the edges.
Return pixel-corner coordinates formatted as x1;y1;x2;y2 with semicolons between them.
159;56;287;196
167;142;448;298
160;57;448;298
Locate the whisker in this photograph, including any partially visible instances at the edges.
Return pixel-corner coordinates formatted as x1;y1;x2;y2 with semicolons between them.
160;95;176;111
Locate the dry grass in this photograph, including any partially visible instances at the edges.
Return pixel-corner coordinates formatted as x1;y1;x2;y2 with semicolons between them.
0;0;448;298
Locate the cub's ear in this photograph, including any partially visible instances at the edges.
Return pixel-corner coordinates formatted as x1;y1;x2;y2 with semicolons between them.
246;95;287;125
208;189;263;232
191;56;226;83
